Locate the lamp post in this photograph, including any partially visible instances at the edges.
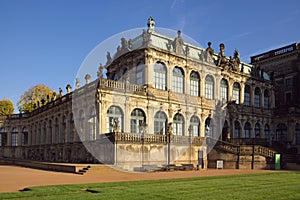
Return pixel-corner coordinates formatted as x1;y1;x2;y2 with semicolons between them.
167;122;173;169
140;123;147;167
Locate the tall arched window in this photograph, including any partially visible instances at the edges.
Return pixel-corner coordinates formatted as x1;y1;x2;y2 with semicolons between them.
296;123;300;145
205;116;213;137
106;106;123;133
78;110;84;140
0;127;7;146
232;82;240;104
130;109;146;133
254;123;260;138
220;79;228;101
37;124;41;145
205;75;214;100
154;62;167;90
254;87;261;107
69;114;74;143
61;116;66;143
190;115;200;136
48;120;52;144
88;107;97;140
42;122;47;144
244;122;251;138
154;111;167;135
136;63;144;86
173;113;184;136
21;127;28;146
11;127;18;146
54;118;59;144
234;121;241;138
276;123;287;142
264;124;270;141
172;67;184;93
244;85;250;106
264;89;270;109
190;71;200;96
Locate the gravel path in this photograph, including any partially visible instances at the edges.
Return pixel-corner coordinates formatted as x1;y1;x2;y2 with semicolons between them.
0;165;276;193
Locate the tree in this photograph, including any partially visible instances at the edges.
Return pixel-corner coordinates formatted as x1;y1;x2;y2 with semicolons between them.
0;99;14;115
17;84;55;113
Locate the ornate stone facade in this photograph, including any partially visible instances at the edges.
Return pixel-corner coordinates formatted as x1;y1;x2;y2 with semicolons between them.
0;17;287;170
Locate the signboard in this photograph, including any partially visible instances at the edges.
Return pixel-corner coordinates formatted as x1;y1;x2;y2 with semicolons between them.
217;160;223;169
275;154;281;170
250;43;297;63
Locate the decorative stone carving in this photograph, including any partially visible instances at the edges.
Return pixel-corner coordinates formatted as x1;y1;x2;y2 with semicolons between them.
217;43;227;67
228;49;240;71
142;29;151;47
66;84;71;93
75;78;80;89
106;51;112;65
59;87;63;97
97;63;105;78
147;16;155;31
85;74;91;84
173;30;184;55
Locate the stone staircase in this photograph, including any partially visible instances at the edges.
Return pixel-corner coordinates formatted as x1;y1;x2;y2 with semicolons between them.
76;164;120;175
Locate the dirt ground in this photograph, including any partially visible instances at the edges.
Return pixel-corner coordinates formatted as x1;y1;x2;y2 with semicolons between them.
0;165;276;193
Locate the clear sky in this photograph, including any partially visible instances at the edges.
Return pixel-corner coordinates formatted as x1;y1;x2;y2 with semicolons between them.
0;0;299;112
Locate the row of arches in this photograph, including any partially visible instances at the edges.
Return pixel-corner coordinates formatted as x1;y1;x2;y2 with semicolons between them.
153;62;272;108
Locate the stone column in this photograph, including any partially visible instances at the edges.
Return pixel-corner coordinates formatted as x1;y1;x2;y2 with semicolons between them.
215;75;221;100
185;68;190;96
240;84;245;104
17;126;22;146
228;81;233;101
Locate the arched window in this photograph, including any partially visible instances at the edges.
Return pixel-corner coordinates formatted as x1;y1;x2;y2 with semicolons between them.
296;123;300;145
254;87;261;107
232;82;240;104
222;120;229;140
154;111;167;135
205;116;213;137
264;124;270;141
54;118;59;144
37;124;41;145
48;120;52;144
264;89;270;109
276;123;287;142
254;123;260;138
130;109;146;133
21;127;28;146
61;116;66;143
234;121;241;138
42;122;47;144
190;71;200;96
173;113;184;136
205;75;214;100
0;127;7;146
220;79;228;101
190;116;200;136
88;107;97;140
78;110;84;140
11;127;18;146
244;122;251;138
172;67;184;93
154;62;167;90
244;85;250;106
106;106;123;133
136;63;144;86
69;114;74;143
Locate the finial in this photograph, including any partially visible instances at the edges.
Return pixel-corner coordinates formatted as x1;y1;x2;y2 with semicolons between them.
147;16;155;31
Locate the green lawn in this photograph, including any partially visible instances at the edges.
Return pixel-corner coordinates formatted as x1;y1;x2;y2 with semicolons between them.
1;172;300;200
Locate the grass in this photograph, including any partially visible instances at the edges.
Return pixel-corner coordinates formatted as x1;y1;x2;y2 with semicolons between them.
0;172;300;200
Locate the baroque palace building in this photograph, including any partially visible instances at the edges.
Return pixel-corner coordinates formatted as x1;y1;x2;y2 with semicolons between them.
0;17;296;171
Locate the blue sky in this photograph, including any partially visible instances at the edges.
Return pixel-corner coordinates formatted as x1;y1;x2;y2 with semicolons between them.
0;0;299;112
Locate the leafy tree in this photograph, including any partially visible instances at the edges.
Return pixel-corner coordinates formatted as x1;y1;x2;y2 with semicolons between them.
0;99;14;115
17;84;55;113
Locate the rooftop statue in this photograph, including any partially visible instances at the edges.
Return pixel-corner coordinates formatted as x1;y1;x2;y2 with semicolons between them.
147;16;155;30
173;30;184;55
217;43;227;67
